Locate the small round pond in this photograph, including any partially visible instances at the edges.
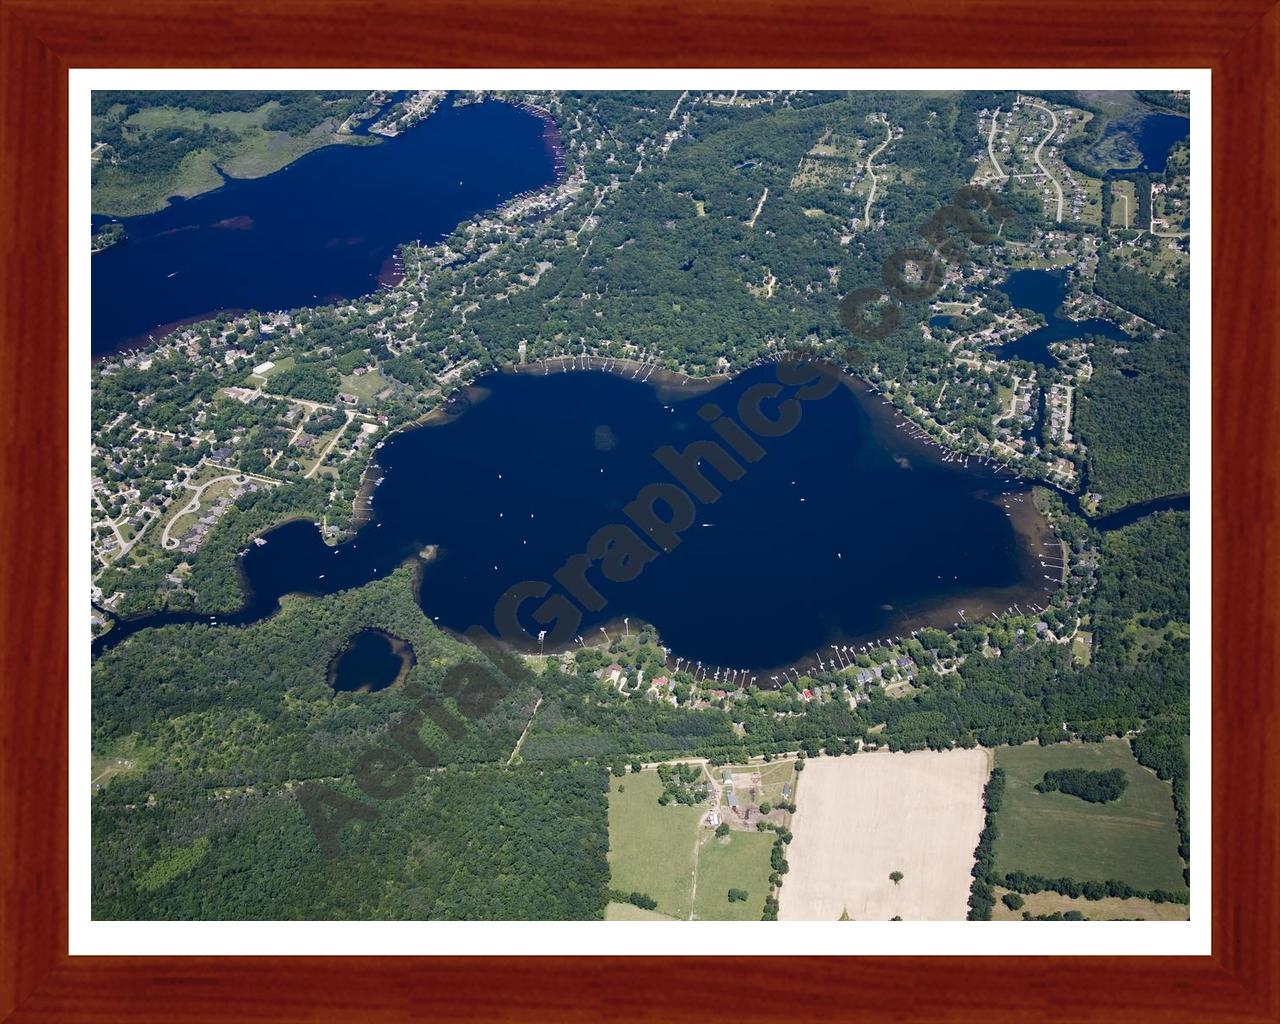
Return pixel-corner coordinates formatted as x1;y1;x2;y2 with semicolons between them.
327;629;416;693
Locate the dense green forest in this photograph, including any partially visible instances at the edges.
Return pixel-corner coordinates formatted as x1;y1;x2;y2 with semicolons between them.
1094;255;1190;335
1035;767;1128;802
94;763;609;920
92;567;619;919
1075;327;1190;511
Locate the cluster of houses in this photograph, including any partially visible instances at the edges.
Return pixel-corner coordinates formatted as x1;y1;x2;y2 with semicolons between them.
173;479;263;555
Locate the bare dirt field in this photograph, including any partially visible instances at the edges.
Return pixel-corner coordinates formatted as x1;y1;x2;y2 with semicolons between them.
779;749;990;921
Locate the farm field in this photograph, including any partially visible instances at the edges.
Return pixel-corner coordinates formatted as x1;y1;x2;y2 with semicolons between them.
992;739;1186;893
992;886;1189;921
780;749;990;921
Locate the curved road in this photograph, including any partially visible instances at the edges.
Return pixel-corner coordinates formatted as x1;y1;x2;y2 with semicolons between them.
863;116;893;227
160;471;277;549
986;107;1007;179
1025;99;1064;222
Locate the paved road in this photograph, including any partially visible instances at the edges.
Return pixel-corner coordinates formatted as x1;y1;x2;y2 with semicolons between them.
160;469;278;549
1025;99;1064;222
305;410;354;480
986;106;1007;179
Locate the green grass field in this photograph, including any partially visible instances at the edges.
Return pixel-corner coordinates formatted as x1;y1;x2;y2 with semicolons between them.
604;901;678;921
1071;630;1093;667
1110;179;1137;230
607;767;778;921
691;830;775;921
991;886;1189;921
992;739;1186;893
339;368;392;406
607;771;704;919
1073;173;1104;227
246;355;296;387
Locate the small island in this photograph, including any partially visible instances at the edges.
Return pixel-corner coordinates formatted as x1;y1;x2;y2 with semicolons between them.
91;221;126;253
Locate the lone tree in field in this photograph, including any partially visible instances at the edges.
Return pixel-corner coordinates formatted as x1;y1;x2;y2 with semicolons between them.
890;871;904;885
727;888;749;903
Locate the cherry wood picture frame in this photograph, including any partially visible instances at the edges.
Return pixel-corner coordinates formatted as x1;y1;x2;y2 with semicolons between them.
2;1;1276;1020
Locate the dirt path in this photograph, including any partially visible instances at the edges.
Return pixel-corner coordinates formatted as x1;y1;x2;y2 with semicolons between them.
506;697;543;766
863;117;892;227
746;187;769;228
687;828;703;918
685;763;720;918
1025;99;1064;222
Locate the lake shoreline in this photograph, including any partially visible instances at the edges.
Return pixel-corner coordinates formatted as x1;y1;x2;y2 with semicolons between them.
94;357;1183;669
92;96;561;357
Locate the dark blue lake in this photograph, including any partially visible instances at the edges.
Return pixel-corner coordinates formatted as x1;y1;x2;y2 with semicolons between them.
91;97;558;356
94;363;1062;672
1106;113;1189;176
995;269;1132;368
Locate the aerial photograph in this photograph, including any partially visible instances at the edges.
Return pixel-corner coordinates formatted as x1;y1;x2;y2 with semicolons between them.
89;88;1191;923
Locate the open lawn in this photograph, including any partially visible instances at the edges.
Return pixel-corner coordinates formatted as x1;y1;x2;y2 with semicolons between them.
780;749;990;921
339;368;392;406
1071;630;1094;667
1073;173;1104;227
91;735;151;792
992;739;1186;893
691;830;775;921
992;886;1189;921
1120;616;1189;665
1110;179;1137;230
246;355;295;387
607;771;704;919
604;901;678;921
